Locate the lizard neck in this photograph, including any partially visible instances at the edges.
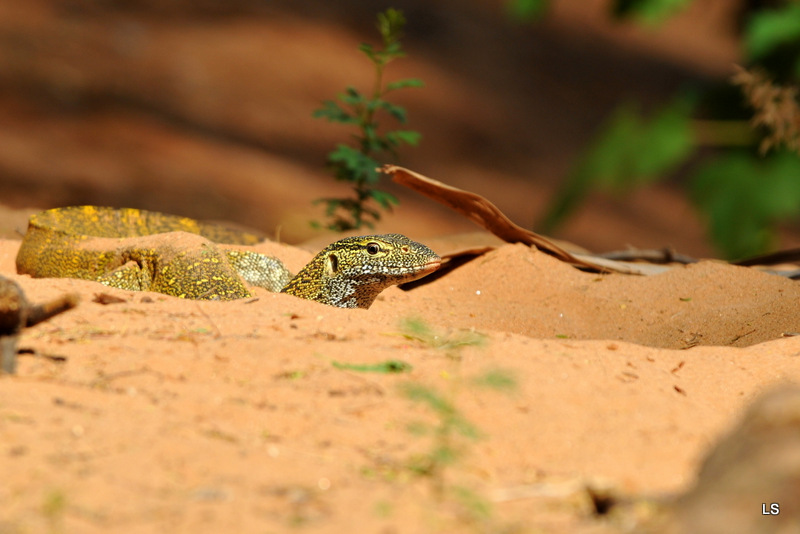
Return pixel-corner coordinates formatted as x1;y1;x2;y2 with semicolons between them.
281;252;378;308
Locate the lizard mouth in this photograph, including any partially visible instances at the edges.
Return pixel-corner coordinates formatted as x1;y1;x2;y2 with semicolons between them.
387;257;441;275
423;258;441;271
381;257;441;283
414;257;441;276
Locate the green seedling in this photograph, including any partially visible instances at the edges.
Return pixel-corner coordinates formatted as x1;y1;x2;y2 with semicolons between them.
312;8;424;231
399;367;517;527
398;317;486;360
332;359;412;373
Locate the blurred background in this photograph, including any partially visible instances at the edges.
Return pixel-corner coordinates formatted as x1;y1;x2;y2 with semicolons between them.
1;0;798;259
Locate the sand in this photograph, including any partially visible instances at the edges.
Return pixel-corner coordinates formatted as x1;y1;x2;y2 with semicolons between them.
2;235;799;533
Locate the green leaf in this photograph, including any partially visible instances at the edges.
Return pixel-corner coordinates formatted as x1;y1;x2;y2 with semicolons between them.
383;41;405;59
332;360;412;373
312;100;356;124
506;0;549;22
313;197;343;217
539;94;695;233
340;86;365;106
327;144;361;168
471;369;518;392
691;150;800;259
385;130;422;147
612;0;691;25
385;78;425;92
361;123;383;152
313;8;422;234
327;144;381;183
363;167;382;185
378;8;406;45
745;3;800;61
377;100;408;123
369;189;399;209
360;205;381;221
632;95;695;177
400;383;456;417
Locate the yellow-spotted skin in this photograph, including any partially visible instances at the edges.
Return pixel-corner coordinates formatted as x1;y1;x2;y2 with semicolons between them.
281;234;441;309
15;207;440;308
16;206;289;301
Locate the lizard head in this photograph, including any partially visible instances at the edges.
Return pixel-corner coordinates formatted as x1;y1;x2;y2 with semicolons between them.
282;234;441;309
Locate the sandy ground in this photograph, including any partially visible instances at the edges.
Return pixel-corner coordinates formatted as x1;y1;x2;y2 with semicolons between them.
2;2;799;532
2;234;799;533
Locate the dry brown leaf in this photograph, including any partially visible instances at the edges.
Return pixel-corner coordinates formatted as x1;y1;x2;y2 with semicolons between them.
383;164;662;274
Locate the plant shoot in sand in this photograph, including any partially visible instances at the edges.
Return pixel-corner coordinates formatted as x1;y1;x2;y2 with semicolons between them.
397;318;517;527
312;8;423;231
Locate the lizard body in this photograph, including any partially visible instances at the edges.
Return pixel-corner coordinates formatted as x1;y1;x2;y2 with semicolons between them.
16;206;290;300
16;206;439;308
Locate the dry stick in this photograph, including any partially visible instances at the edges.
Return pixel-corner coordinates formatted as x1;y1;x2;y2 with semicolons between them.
382;165;668;275
387;165;800;275
382;165;589;264
1;277;78;374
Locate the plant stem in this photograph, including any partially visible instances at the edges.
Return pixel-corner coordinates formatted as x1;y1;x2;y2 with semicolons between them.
350;56;388;229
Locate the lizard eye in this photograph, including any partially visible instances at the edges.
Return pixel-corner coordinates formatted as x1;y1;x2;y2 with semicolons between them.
366;242;380;255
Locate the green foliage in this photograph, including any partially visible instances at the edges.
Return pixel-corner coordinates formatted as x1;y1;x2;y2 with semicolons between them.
506;0;549;22
745;2;800;71
399;367;516;520
540;94;695;234
402;381;474;480
506;0;692;24
313;8;424;231
610;0;691;25
450;486;494;523
692;150;800;259
470;368;518;391
398;316;486;359
400;378;480;498
389;317;517;527
402;381;482;444
331;359;412;373
42;488;66;533
525;0;800;259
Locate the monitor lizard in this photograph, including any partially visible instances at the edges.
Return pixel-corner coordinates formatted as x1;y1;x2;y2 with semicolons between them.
15;206;440;309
